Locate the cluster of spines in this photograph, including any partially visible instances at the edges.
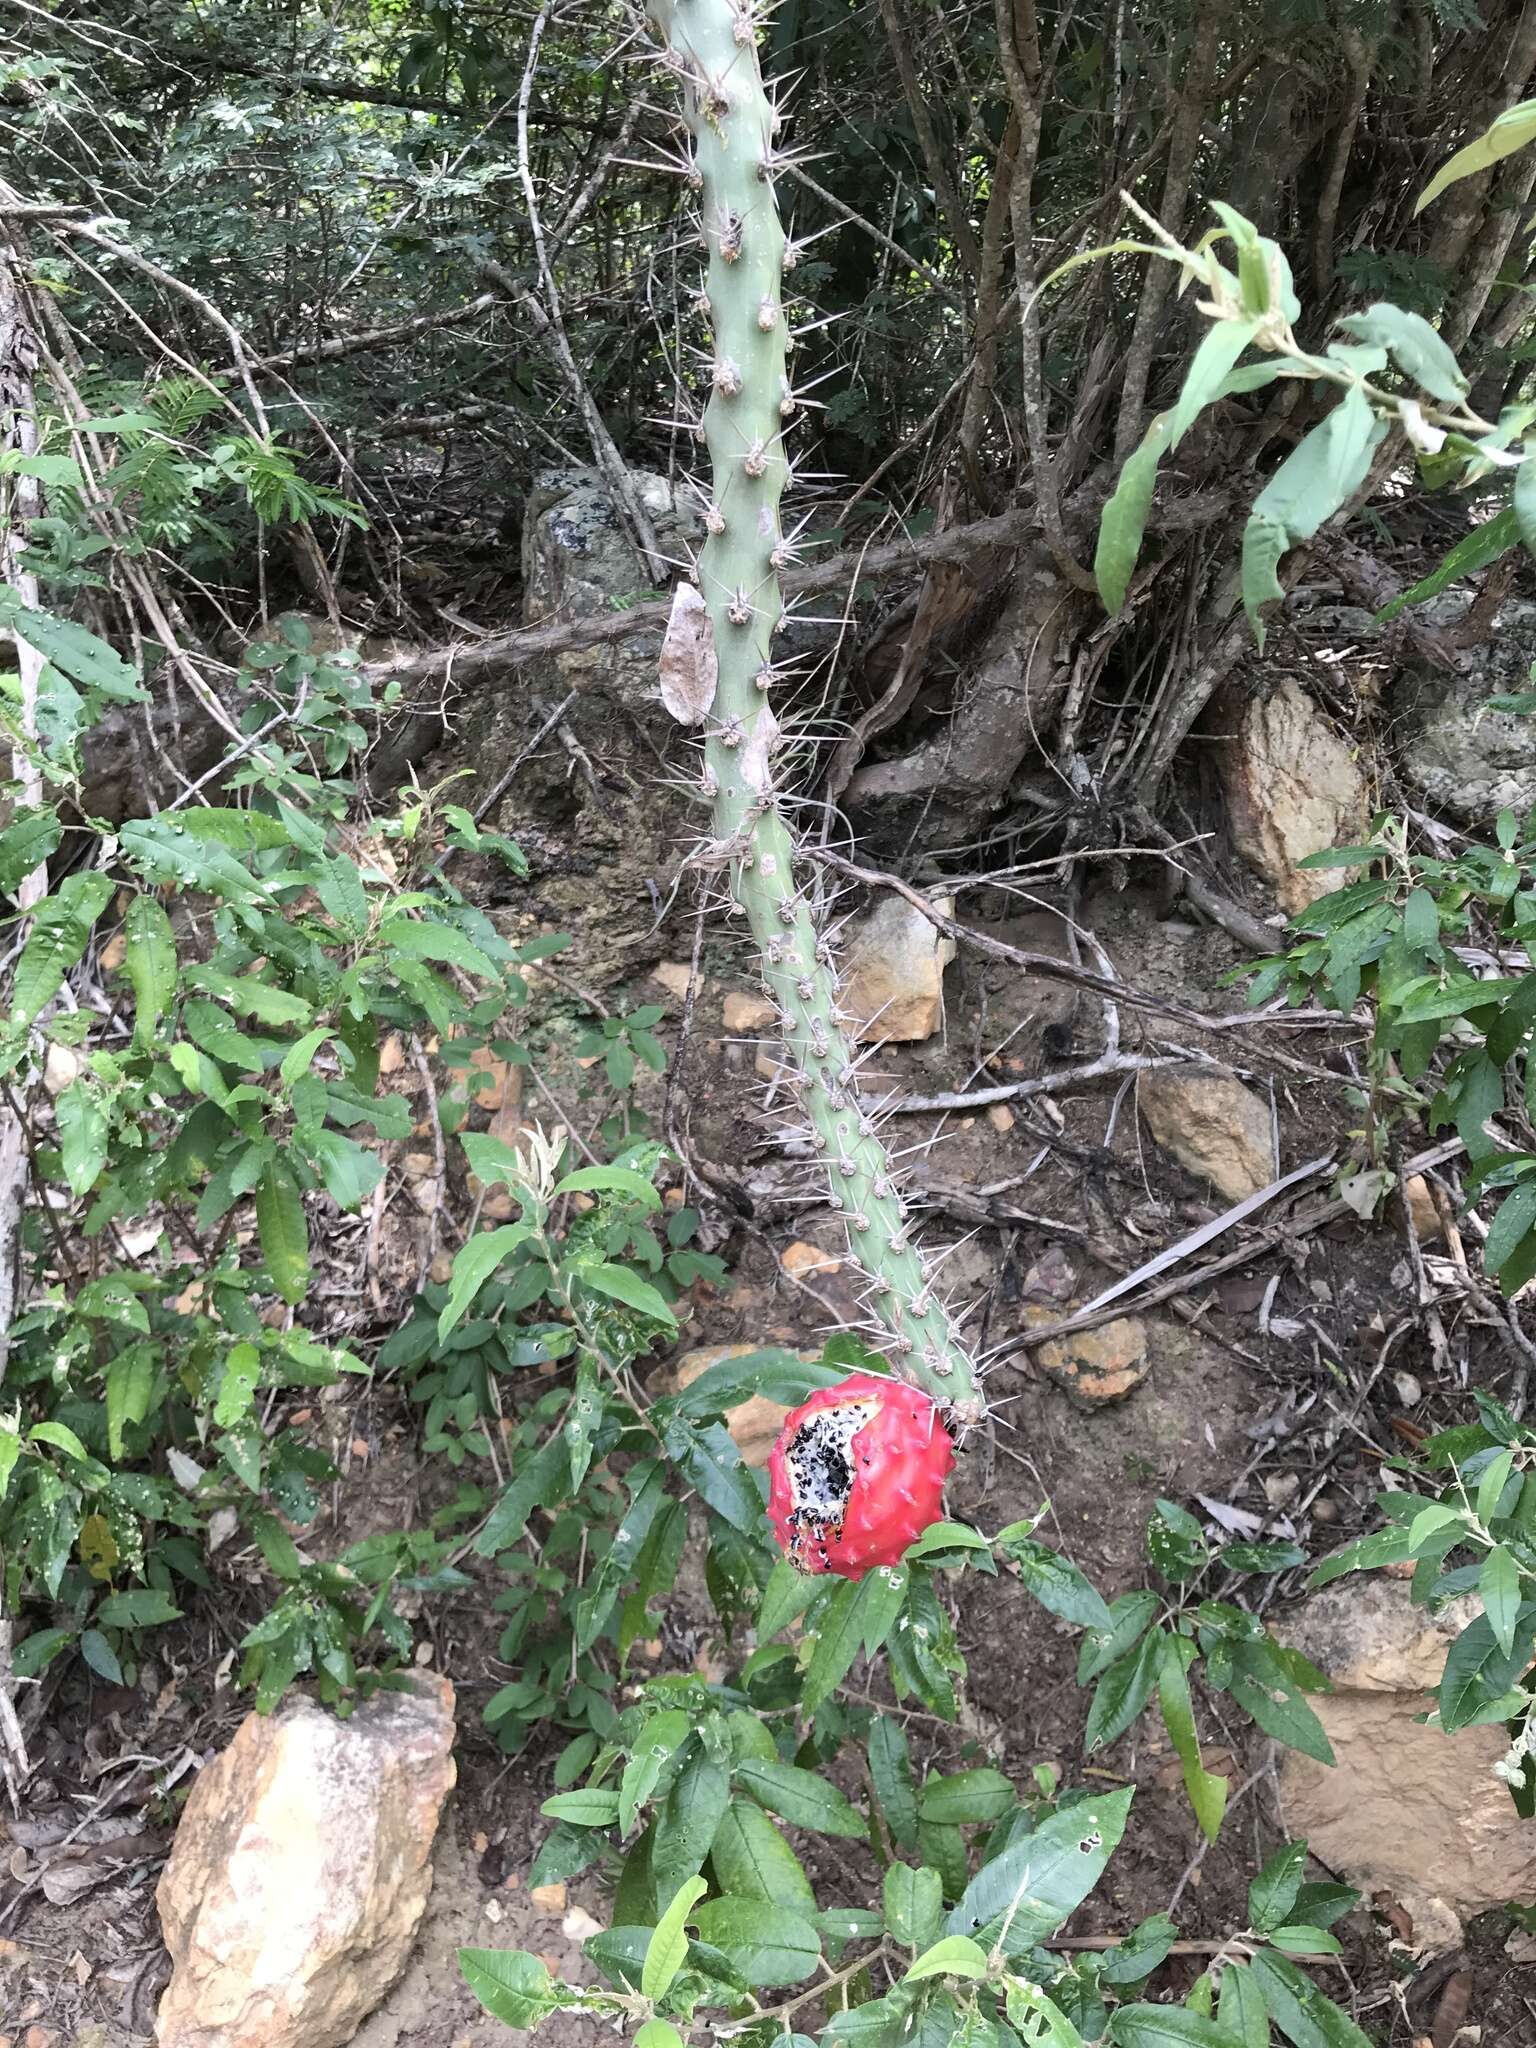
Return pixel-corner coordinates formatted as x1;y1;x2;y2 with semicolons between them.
644;0;982;1422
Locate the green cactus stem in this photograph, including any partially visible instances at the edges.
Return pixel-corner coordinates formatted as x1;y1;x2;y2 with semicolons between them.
645;0;982;1421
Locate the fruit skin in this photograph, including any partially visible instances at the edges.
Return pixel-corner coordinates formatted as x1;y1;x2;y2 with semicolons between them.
767;1372;955;1579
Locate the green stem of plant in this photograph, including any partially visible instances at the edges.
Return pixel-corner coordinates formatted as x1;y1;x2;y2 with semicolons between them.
646;0;982;1421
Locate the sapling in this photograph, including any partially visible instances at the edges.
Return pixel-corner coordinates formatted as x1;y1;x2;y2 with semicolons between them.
645;0;983;1451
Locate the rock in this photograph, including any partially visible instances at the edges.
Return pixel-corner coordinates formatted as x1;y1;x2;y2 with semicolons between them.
671;1344;810;1466
723;991;777;1035
780;1242;842;1278
1032;1312;1150;1402
155;1675;455;2048
650;961;693;1000
840;892;956;1043
1398;596;1536;824
1137;1071;1274;1204
1403;1173;1442;1243
1216;679;1368;913
985;1104;1015;1133
528;1882;567;1914
1279;1579;1536;1941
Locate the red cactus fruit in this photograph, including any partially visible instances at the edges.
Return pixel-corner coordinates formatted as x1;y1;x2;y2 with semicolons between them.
766;1372;955;1579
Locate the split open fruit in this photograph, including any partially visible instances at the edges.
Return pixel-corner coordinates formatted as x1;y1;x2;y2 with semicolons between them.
766;1372;955;1578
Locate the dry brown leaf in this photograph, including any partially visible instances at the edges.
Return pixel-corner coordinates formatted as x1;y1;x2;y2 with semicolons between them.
658;582;718;725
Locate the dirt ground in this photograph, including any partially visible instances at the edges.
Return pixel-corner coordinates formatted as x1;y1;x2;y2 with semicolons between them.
7;875;1536;2047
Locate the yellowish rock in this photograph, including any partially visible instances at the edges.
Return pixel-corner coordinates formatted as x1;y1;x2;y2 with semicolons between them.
650;962;692;1000
155;1678;455;2048
781;1241;841;1279
1137;1071;1274;1204
1218;679;1367;914
1032;1311;1150;1402
529;1882;567;1914
839;891;955;1044
723;990;778;1034
985;1104;1015;1134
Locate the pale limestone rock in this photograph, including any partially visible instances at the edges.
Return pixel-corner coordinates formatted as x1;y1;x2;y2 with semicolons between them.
671;1343;819;1466
1137;1071;1273;1204
156;1676;455;2048
1279;1580;1536;1943
840;892;955;1044
1218;679;1367;913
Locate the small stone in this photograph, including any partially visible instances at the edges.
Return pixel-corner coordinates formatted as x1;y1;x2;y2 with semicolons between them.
402;1151;437;1180
781;1241;841;1278
99;927;127;976
155;1677;455;2048
650;961;693;999
378;1034;406;1076
1393;1370;1424;1408
1263;1471;1300;1507
1138;1072;1275;1204
839;891;956;1044
723;991;777;1034
429;1253;454;1284
1020;1246;1077;1303
42;1042;80;1096
1033;1311;1149;1403
1506;1928;1536;1965
23;2029;55;2048
530;1882;567;1914
985;1104;1015;1133
1312;1497;1340;1524
1403;1174;1442;1244
1216;678;1368;913
561;1907;603;1942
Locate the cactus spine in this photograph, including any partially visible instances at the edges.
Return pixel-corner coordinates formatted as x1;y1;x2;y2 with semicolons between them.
646;0;982;1422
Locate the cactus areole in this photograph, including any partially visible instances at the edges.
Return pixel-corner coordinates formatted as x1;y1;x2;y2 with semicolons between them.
647;0;983;1424
768;1374;955;1577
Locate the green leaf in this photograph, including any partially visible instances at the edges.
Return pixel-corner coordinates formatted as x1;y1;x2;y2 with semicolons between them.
1247;1949;1372;2048
1440;1609;1536;1731
1109;2008;1243;2048
757;1556;820;1639
121;895;177;1045
0;1421;20;1503
735;1760;866;1837
902;1521;991;1565
56;1083;108;1197
576;1263;677;1329
1169;320;1261;447
869;1712;919;1851
1335;304;1467;403
438;1224;535;1341
999;1534;1114;1633
1229;1644;1335;1765
0;592;140;698
634;2025;685;2048
0;807;60;892
378;915;500;980
553;1164;661;1210
1477;1447;1517;1524
710;1798;816;1914
690;1898;821;1988
618;1710;692;1837
1307;1525;1412;1587
641;1873;707;2001
458;1950;561;2029
540;1789;620;1827
12;872;114;1024
1158;1636;1228;1843
1268;1927;1342;1957
1248;1842;1306;1934
1219;1961;1270;2048
80;1627;123;1685
653;1750;731;1901
1148;1500;1210;1582
674;1348;842;1418
214;1341;262;1429
917;1768;1016;1825
946;1785;1134;1955
1101;1913;1178;1986
1079;1590;1159;1683
1085;1627;1164;1752
903;1935;989;1983
1481;1545;1522;1658
95;1588;181;1628
884;1863;943;1950
1005;1979;1091;2047
1517;450;1536;562
1378;507;1519;621
1417;98;1536;214
256;1159;310;1306
803;1577;868;1710
1097;413;1169;615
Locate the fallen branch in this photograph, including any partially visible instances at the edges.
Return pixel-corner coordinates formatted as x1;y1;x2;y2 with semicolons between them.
1000;1137;1467;1354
